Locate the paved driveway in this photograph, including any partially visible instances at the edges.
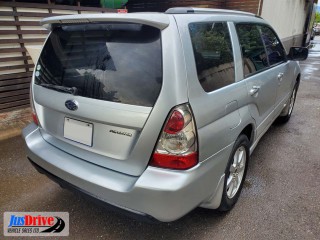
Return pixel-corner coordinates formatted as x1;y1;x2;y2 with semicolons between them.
1;40;320;239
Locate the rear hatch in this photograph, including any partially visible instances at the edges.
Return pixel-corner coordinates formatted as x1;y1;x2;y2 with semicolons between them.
33;16;169;176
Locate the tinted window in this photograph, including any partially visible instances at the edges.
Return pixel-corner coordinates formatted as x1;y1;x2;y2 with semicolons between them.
260;26;286;66
236;24;269;77
35;23;162;107
189;22;235;92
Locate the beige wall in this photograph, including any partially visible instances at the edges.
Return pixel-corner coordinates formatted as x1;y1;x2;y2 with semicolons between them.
261;0;307;49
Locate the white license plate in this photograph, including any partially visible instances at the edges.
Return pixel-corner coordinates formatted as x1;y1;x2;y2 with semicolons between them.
63;117;93;146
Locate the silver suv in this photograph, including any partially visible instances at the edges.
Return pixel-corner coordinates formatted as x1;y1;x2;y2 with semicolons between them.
23;7;308;222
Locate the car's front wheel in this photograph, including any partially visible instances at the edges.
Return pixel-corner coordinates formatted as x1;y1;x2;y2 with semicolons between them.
218;134;249;211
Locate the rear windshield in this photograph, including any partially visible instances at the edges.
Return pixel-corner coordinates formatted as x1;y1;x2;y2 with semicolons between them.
35;23;162;107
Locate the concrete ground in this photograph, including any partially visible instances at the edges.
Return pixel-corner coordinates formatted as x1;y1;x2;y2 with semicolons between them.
1;39;320;239
0;108;31;141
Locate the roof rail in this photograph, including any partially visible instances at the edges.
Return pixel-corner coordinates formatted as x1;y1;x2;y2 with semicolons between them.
165;7;255;17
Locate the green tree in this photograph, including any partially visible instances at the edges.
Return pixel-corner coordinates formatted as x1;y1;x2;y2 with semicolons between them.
100;0;128;8
316;12;320;23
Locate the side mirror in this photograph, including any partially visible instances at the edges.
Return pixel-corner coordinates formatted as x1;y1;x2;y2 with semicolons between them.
288;47;309;61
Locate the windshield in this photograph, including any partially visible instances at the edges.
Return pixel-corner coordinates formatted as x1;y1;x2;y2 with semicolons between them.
35;23;162;107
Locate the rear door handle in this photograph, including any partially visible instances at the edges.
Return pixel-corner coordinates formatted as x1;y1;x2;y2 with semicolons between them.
249;86;260;96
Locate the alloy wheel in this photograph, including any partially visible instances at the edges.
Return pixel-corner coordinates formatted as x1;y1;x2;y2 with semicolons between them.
226;146;247;199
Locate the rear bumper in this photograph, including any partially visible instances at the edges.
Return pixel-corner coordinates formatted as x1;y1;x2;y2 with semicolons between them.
23;123;230;222
28;159;156;222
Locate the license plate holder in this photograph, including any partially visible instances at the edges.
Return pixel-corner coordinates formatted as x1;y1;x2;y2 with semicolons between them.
63;117;93;146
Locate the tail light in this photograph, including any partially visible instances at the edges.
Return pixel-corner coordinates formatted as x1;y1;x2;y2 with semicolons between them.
149;104;198;170
30;84;39;125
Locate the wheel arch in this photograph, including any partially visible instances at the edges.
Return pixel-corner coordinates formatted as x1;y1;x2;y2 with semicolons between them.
239;124;254;146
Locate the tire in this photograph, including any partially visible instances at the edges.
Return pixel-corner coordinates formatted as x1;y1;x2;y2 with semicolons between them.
218;135;250;212
276;83;299;124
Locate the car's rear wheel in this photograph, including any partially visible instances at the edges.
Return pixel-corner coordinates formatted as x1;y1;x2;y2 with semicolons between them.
276;83;299;124
218;134;249;211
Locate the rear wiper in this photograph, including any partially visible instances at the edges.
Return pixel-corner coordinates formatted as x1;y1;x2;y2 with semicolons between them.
39;83;78;95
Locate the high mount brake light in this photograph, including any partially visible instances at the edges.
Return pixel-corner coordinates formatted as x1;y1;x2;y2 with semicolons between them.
150;104;198;170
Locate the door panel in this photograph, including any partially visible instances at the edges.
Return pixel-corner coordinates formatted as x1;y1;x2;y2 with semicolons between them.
259;25;292;115
235;23;278;137
271;62;291;116
245;73;278;137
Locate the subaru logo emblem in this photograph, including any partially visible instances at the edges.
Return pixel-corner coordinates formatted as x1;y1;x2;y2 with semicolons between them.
65;100;78;111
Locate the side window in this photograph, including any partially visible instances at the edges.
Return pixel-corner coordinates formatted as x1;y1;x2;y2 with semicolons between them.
236;24;269;77
259;26;286;66
189;22;235;92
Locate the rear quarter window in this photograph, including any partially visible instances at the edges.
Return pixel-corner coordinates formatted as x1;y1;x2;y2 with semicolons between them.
35;23;162;107
189;22;235;92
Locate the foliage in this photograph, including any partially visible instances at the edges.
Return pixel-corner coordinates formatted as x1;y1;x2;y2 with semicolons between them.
100;0;128;9
236;25;262;53
189;22;233;65
316;12;320;23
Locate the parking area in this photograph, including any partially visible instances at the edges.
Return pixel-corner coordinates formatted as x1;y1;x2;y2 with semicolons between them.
1;38;320;239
